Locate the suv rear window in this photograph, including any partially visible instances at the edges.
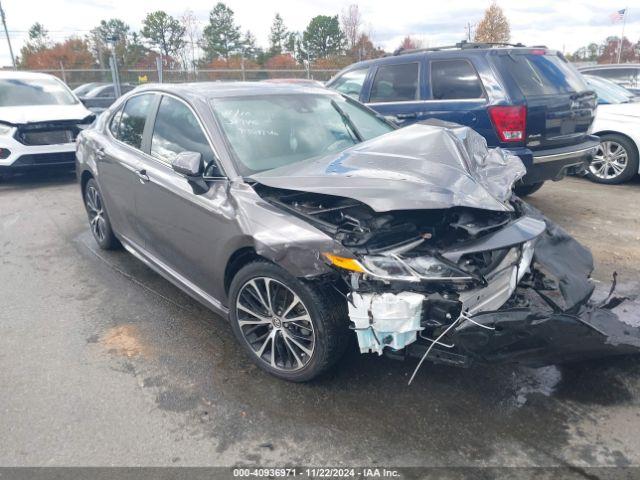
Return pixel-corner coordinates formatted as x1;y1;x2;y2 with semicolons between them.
431;60;484;100
499;53;587;96
369;63;419;103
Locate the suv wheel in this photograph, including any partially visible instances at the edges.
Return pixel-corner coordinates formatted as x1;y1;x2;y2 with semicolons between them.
83;178;120;250
228;261;349;382
588;134;638;184
514;181;545;197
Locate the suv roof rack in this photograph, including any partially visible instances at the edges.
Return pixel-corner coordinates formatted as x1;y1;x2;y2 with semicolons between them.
392;40;529;56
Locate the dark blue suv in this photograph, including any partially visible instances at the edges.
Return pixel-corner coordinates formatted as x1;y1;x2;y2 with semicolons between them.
327;43;599;195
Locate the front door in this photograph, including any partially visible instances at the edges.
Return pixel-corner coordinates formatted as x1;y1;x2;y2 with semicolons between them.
134;94;229;301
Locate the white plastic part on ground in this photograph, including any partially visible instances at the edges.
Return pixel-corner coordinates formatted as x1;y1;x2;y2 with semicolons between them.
348;292;424;355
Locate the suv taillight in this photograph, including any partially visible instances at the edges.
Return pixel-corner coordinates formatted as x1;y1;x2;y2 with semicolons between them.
488;106;526;143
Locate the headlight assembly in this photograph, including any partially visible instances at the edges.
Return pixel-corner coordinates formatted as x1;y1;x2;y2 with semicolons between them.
0;123;15;136
323;252;475;282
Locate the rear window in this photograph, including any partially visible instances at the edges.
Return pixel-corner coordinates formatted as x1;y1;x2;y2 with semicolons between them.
430;60;485;100
500;53;588;96
369;63;419;103
116;94;155;150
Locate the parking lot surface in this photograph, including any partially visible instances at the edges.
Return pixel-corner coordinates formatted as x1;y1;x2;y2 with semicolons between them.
1;172;640;468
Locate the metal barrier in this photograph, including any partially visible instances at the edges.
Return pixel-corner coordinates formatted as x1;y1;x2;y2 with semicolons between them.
18;68;341;88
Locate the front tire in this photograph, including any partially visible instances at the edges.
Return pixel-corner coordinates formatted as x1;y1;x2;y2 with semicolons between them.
228;261;349;382
514;181;545;197
83;178;120;250
587;134;639;184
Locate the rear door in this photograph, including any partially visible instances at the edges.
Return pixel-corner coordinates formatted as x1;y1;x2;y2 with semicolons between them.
364;60;426;126
98;93;156;246
494;51;596;151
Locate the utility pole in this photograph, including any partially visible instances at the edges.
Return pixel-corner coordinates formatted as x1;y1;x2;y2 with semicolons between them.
0;0;16;69
465;22;473;42
107;35;122;97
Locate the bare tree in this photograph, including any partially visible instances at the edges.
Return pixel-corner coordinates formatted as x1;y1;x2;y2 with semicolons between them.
341;4;361;50
474;2;510;43
180;9;201;71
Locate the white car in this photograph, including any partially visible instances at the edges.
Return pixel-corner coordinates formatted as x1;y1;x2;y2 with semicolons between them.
584;75;640;184
0;71;94;179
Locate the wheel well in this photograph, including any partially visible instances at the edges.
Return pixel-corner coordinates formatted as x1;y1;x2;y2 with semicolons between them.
593;131;639;158
224;247;262;294
80;170;93;194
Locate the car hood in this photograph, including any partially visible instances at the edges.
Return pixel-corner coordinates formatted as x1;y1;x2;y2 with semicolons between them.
597;102;640;119
250;122;526;213
0;103;93;125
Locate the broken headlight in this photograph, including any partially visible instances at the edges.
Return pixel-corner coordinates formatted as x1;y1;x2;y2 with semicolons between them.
362;254;475;282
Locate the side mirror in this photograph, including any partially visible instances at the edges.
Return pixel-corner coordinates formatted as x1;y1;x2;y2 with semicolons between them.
172;151;202;177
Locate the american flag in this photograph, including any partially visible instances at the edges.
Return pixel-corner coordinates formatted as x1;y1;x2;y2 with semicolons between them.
610;8;627;23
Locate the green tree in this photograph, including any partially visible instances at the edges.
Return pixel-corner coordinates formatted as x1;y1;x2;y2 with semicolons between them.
269;13;288;56
141;11;186;60
124;32;150;67
202;2;242;60
94;19;130;67
27;23;50;50
242;30;260;60
18;23;50;66
302;15;345;61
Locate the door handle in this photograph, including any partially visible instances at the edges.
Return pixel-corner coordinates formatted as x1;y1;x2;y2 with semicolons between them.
395;112;417;120
136;169;150;183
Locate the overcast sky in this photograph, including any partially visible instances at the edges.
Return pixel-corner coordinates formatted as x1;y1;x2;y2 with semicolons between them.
1;0;639;67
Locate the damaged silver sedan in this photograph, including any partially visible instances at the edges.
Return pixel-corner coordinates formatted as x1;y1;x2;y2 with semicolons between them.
76;83;640;382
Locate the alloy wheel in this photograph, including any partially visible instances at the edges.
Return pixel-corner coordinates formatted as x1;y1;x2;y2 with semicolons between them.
590;140;629;180
85;185;107;243
235;277;316;372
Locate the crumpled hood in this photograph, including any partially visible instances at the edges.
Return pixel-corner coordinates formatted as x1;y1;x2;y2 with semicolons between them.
0;103;93;125
250;121;526;212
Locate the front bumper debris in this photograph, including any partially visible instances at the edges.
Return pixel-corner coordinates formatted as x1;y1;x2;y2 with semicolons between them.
348;200;640;370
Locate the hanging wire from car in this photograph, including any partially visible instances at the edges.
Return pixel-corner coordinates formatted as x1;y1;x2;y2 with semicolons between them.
407;312;494;385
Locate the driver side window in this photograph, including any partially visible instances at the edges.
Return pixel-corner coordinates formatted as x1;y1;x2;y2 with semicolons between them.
150;95;221;175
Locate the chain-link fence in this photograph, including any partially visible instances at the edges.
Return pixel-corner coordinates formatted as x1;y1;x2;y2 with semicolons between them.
20;68;341;88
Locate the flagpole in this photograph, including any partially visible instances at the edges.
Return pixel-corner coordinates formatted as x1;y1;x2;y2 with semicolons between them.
617;7;628;64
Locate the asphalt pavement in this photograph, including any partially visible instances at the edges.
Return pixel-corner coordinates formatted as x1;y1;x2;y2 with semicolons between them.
1;171;640;470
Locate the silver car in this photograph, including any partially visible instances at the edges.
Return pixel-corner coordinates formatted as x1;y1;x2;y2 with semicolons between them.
76;82;640;382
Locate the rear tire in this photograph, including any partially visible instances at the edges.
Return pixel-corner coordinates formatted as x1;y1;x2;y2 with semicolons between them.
83;178;120;250
228;260;349;382
587;134;639;184
514;181;545;197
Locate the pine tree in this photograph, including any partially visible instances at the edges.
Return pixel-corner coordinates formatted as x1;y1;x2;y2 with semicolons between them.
202;2;242;60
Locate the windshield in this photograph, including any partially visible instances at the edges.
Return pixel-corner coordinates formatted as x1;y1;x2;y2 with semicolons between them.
585;76;632;104
211;93;394;175
0;77;78;107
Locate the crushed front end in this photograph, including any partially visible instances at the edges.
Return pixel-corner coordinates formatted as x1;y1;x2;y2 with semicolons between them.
250;122;640;372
